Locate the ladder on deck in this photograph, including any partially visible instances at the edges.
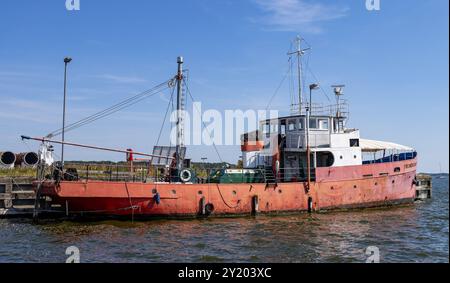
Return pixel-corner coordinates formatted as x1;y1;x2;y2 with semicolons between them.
263;166;277;184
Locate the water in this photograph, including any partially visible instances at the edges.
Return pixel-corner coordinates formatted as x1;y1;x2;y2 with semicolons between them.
0;175;448;263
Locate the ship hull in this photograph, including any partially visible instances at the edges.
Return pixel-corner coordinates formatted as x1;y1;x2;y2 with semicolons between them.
38;159;418;218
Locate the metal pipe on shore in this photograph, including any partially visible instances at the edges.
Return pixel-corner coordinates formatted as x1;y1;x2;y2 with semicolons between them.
14;152;39;168
0;151;16;169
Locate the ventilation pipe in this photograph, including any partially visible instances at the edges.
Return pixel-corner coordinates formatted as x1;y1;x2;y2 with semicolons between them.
15;152;39;167
0;151;16;169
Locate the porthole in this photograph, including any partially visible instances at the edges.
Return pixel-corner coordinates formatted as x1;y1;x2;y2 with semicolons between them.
232;190;237;195
198;190;203;195
172;189;177;195
340;156;343;159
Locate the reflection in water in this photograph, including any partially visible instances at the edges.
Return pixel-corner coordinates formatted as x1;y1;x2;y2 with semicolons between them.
0;176;448;263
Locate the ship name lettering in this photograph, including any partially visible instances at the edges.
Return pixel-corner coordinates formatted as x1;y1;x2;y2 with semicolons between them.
404;163;417;169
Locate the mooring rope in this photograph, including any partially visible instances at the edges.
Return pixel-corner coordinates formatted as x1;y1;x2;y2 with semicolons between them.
124;182;135;223
216;184;240;209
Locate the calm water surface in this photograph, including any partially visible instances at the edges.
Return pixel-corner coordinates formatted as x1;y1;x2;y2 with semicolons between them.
0;175;448;263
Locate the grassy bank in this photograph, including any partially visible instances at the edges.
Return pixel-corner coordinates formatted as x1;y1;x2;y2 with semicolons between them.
0;161;237;179
0;168;36;178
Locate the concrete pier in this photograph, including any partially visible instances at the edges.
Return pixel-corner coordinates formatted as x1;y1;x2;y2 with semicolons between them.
415;174;432;200
0;177;36;217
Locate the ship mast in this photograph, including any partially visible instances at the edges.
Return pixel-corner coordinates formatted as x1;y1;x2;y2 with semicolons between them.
175;56;184;171
288;36;310;115
332;85;345;132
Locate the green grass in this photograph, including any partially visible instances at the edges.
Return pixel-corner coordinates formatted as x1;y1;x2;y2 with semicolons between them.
0;161;241;180
0;167;36;178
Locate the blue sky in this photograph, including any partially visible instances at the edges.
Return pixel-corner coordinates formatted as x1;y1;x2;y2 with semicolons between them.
0;0;448;173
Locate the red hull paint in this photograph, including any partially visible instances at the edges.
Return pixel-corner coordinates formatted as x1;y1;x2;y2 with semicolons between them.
38;159;418;217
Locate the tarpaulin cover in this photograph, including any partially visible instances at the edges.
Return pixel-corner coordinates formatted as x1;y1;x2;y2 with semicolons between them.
360;139;414;152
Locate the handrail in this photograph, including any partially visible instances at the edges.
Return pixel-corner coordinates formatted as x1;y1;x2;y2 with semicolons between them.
290;101;349;117
48;162;319;184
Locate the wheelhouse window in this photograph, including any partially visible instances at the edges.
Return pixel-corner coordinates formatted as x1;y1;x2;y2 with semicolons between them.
288;119;297;131
280;124;286;135
270;123;278;134
262;123;270;134
318;119;329;130
299;118;305;129
309;118;318;129
350;139;360;147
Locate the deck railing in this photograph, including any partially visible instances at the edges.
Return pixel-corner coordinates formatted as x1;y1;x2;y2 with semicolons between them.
290;100;349;117
362;151;417;165
47;162;317;184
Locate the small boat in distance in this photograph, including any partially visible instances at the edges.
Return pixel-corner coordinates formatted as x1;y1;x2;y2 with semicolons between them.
437;163;446;179
25;38;419;219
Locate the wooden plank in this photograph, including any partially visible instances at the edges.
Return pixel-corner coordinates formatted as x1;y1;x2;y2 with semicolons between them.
12;199;36;206
12;183;34;192
0;193;11;200
0;208;34;217
0;184;6;194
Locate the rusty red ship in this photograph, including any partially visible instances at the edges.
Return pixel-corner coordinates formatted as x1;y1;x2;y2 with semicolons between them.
25;38;418;219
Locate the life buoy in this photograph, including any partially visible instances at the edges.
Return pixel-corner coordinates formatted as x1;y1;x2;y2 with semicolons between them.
180;169;192;183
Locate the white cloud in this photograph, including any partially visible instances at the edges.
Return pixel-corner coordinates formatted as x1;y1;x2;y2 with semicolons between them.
97;74;148;84
0;99;57;123
252;0;348;33
0;111;54;124
5;98;52;111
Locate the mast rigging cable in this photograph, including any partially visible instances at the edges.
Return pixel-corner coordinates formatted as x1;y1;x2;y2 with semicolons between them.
183;77;224;163
46;79;174;138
